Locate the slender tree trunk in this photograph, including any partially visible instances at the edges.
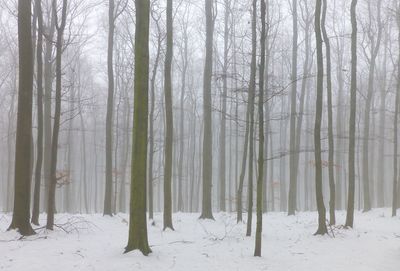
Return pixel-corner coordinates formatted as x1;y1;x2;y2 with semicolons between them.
219;0;230;212
377;28;388;208
43;3;55;212
288;0;298;216
200;0;215;220
345;0;358;228
177;20;188;212
79;107;89;213
46;0;67;230
392;8;400;217
246;0;257;237
104;0;115;216
314;0;328;235
255;0;266;257
321;0;335;225
32;0;44;226
148;27;161;220
163;0;174;230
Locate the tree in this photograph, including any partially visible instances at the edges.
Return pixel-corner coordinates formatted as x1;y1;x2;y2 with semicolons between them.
163;0;174;230
345;0;358;228
8;0;35;236
43;1;56;212
32;0;44;226
104;0;115;217
288;0;298;216
47;0;68;230
246;0;257;237
361;0;382;212
218;0;230;212
314;0;328;235
148;7;163;220
125;0;151;255
200;0;214;220
254;0;266;257
392;4;400;217
321;0;335;225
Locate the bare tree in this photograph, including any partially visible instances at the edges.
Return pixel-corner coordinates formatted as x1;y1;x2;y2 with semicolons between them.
125;0;151;256
200;0;215;220
163;0;174;230
8;0;35;236
345;0;358;228
254;0;266;257
47;0;67;230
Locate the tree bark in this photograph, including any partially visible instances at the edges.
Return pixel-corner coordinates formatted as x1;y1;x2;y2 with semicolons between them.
200;0;215;220
8;0;35;236
255;0;266;257
32;0;44;226
163;0;174;230
47;0;67;230
392;7;400;217
321;0;335;225
104;0;115;216
125;0;151;256
288;0;298;216
314;0;328;235
345;0;358;228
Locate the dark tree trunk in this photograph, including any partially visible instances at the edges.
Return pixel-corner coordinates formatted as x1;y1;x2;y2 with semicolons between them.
255;0;266;257
46;0;67;230
392;8;400;217
246;0;257;237
288;0;298;216
43;3;55;212
200;0;214;220
104;0;115;216
314;0;328;235
321;0;335;225
32;0;44;226
8;0;35;236
125;0;151;256
163;0;174;230
345;0;358;228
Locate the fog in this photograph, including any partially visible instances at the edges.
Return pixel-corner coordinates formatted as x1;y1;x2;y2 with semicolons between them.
0;0;399;264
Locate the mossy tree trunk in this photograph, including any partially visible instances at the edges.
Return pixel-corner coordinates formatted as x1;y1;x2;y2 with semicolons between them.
125;0;151;256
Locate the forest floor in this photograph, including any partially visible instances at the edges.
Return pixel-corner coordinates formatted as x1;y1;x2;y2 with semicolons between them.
0;209;399;271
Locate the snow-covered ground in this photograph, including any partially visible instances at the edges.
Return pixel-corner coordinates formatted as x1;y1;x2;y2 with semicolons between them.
1;209;399;271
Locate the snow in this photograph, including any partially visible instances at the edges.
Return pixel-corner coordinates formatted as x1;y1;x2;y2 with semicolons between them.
1;209;399;271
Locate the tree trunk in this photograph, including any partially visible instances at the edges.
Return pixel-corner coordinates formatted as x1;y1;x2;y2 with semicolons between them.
255;0;266;257
218;0;230;213
125;0;151;256
200;0;214;220
148;20;162;219
345;0;358;228
104;0;115;216
8;0;35;236
321;0;335;225
43;2;55;212
392;8;400;217
177;17;188;212
32;0;44;226
288;0;298;216
163;0;174;230
245;0;257;237
46;0;67;230
314;0;328;235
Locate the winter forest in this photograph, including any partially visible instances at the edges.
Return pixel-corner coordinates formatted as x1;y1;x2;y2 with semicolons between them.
0;0;400;270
